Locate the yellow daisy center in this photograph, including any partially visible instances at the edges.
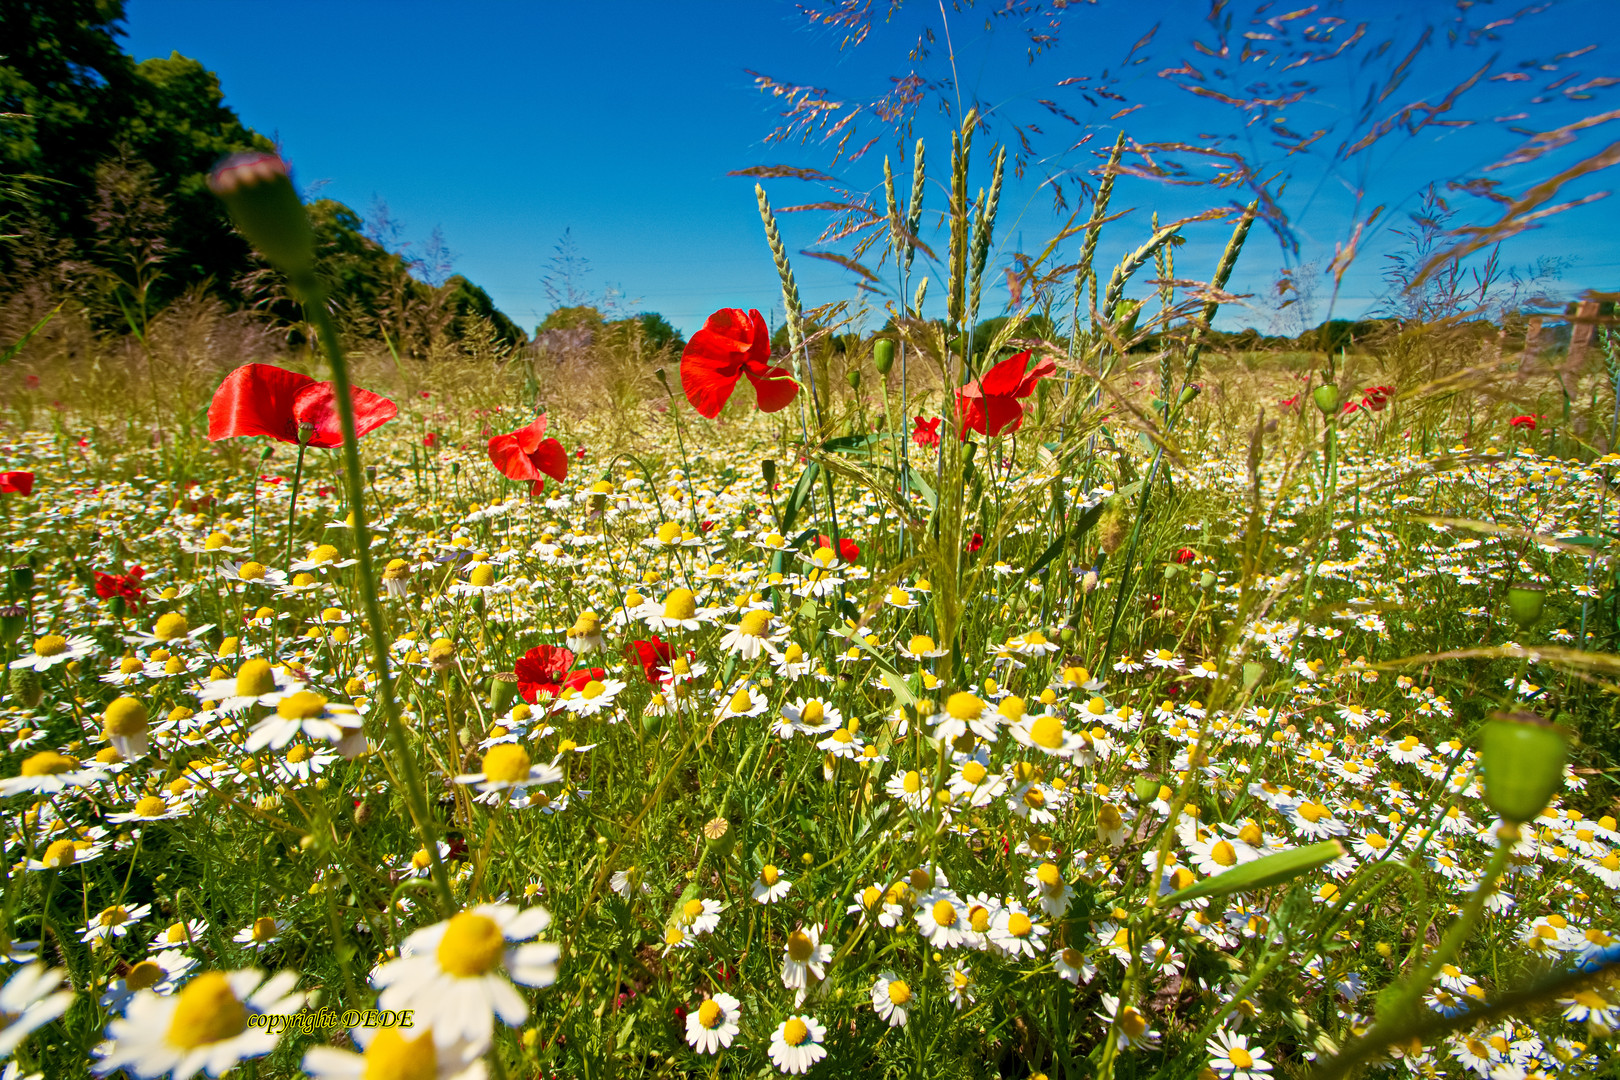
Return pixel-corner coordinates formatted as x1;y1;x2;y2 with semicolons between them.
961;761;987;784
1006;912;1034;938
946;692;984;720
886;980;912;1006
125;959;165;991
153;613;189;640
309;544;339;564
276;692;329;721
932;899;957;926
1212;840;1238;867
999;696;1027;721
481;744;532;784
728;688;753;713
235;659;275;697
33;635;67;657
909;635;937;655
166;971;248;1049
783;1017;809;1046
1120;1006;1147;1039
786;930;814;962
1029;715;1065;749
285;745;313;764
42;838;77;866
238;561;267;581
21;750;78;776
134;795;168;817
360;1027;439;1080
1037;862;1062;890
436;912;506;977
662;589;697;620
697;1000;723;1029
902;770;922;794
737;609;772;637
1229;1047;1254;1069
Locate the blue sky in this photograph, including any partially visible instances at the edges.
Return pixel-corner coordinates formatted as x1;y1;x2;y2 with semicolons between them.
124;0;1620;339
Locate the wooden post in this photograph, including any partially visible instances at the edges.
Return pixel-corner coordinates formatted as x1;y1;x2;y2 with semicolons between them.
1569;300;1601;364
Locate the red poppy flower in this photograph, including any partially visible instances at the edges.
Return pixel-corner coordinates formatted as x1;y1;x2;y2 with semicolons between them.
487;413;568;497
815;535;861;562
1509;414;1539;430
627;637;673;683
95;566;146;613
514;644;576;703
954;350;1056;438
966;532;985;554
1279;395;1301;409
0;471;34;496
1174;547;1197;564
912;415;942;449
208;363;398;447
423;432;440;449
1362;385;1394;411
680;308;798;419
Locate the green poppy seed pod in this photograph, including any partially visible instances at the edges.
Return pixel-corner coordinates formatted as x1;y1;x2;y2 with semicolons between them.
108;596;127;618
489;672;518;715
450;462;460;478
703;816;735;858
1506;584;1546;630
1163;564;1179;581
1178;384;1202;406
642;709;662;737
1480;712;1570;824
208;152;316;280
9;667;41;709
1133;777;1160;803
762;459;777;488
0;605;25;644
873;339;895;375
260;446;275;462
846;368;862;390
1163;840;1345;906
1242;662;1264;690
1312;384;1340;415
353;799;377;827
1059;626;1076;643
10;566;32;594
1200;570;1217;589
1096;498;1129;556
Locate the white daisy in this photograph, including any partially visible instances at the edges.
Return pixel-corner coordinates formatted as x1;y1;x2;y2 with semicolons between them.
372;904;559;1052
752;865;792;905
871;971;913;1027
768;1014;827;1075
780;925;831;991
93;968;307;1079
684;992;741;1055
302;1024;485;1080
0;963;73;1058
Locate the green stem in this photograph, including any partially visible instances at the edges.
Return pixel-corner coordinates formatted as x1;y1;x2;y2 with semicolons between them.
299;283;455;913
284;439;308;571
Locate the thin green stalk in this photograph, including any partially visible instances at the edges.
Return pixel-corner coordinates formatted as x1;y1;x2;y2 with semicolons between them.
299;286;455;913
284;438;309;570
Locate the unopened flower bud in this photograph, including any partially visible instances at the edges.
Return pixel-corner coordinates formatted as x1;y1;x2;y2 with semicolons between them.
1178;384;1201;406
208;152;317;280
1199;569;1217;589
873;338;895;375
1480;711;1570;824
846;368;862;390
0;605;25;644
1096;498;1129;555
9;667;41;708
1133;777;1161;803
1242;662;1264;690
1312;384;1340;415
1506;584;1545;630
762;459;777;488
10;566;33;594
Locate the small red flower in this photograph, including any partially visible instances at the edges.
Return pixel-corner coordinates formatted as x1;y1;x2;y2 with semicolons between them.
487;413;569;497
679;308;798;419
1362;385;1394;411
1509;414;1539;430
1279;395;1301;409
626;637;674;683
955;350;1056;438
95;566;146;613
966;532;985;554
912;415;942;450
814;535;860;563
24;375;39;389
514;644;577;703
422;432;440;449
1174;547;1196;564
208;363;398;447
0;471;34;496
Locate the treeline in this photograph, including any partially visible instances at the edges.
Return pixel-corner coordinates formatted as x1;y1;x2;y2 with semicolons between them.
0;0;528;353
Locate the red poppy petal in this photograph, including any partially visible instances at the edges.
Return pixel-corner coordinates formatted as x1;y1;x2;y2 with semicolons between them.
681;353;742;419
513;414;549;455
979;351;1031;397
743;363;799;414
981;395;1025;437
291;382;399;448
528;437;569;484
0;471;33;496
1015;357;1057;398
744;308;771;368
208;364;316;444
488;433;539;481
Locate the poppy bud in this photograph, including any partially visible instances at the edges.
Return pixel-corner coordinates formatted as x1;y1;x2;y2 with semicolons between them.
9;667;41;709
109;596;127;618
1163;564;1179;581
0;605;24;644
295;421;316;447
208;152;317;281
1506;584;1545;629
1242;662;1264;690
1312;385;1340;415
353;799;376;827
366;465;378;482
846;368;862;390
1200;570;1217;589
1479;712;1570;824
642;710;662;737
1133;777;1160;803
1178;384;1201;406
762;459;777;488
1096;498;1129;555
489;672;518;714
260;446;275;461
873;339;895;375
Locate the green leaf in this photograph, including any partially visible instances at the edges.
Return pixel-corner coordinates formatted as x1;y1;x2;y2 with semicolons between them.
904;466;938;511
1021;501;1106;582
1162;840;1345;906
780;461;821;535
2;301;63;366
821;432;893;455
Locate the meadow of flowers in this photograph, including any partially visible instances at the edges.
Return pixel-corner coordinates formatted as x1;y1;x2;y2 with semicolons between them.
0;148;1617;1080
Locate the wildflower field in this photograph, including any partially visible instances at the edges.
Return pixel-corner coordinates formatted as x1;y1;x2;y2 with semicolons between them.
5;67;1620;1080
